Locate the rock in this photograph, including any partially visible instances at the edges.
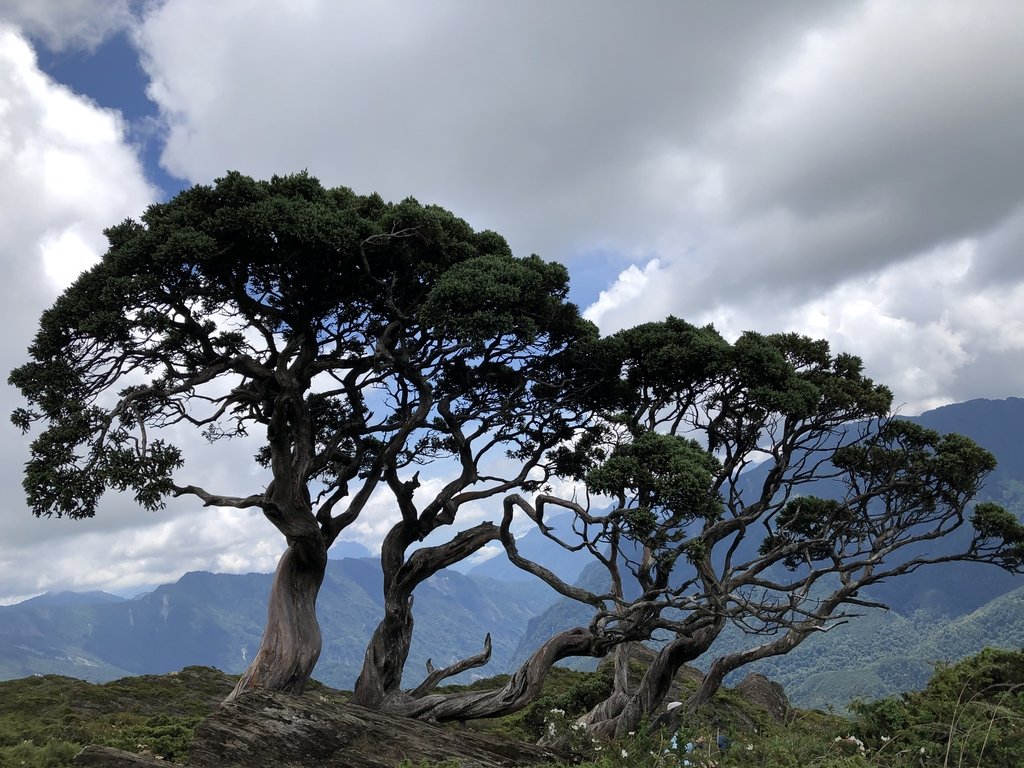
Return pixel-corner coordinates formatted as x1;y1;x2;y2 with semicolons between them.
735;672;790;723
74;745;181;767
188;689;562;768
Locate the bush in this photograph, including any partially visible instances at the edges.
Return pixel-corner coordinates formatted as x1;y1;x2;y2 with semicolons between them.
852;648;1024;767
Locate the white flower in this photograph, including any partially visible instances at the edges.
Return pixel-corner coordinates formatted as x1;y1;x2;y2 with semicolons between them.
548;708;565;716
746;743;754;751
621;749;629;758
627;731;636;737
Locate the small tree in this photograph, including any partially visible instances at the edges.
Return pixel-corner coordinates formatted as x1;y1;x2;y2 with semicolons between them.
8;171;602;700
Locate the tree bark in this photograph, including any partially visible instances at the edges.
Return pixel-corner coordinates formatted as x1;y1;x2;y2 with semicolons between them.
680;628;807;718
587;627;720;739
351;522;501;708
350;591;414;708
381;627;614;721
227;537;327;700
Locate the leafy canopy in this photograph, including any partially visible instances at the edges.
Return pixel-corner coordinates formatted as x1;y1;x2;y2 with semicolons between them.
9;172;599;537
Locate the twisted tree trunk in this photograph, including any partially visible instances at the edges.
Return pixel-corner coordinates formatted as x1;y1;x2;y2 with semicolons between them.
350;591;415;708
585;627;720;739
227;536;327;700
383;627;614;721
351;522;501;709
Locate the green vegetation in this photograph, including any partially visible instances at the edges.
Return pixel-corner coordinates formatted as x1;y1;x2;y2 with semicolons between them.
437;639;1021;768
0;666;234;766
852;648;1024;768
451;649;1024;768
2;650;1023;766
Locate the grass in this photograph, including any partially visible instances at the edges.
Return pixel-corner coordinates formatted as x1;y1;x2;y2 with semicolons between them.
1;649;1022;767
0;665;235;765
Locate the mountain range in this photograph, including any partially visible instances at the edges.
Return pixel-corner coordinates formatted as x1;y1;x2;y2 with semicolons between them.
0;558;558;689
1;397;1021;710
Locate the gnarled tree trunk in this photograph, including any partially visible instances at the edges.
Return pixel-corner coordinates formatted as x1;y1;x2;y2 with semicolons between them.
351;521;501;709
585;626;721;739
350;590;414;708
227;536;327;700
382;626;615;721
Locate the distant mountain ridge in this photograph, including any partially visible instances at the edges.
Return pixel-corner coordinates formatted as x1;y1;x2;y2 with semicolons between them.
19;590;125;608
0;558;559;689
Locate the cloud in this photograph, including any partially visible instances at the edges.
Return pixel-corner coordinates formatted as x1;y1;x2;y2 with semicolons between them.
0;505;286;603
6;1;1024;603
0;25;161;601
584;259;664;328
130;1;1024;416
0;0;135;52
135;1;847;258
577;1;1024;412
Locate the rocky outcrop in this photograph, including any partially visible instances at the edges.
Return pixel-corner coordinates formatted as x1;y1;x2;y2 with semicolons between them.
735;672;790;723
193;690;560;767
75;689;562;768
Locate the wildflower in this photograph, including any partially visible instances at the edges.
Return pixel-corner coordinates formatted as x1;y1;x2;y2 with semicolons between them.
746;743;754;751
621;749;629;758
628;731;635;736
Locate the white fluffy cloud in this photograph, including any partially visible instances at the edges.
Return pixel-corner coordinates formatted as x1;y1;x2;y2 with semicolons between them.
135;1;847;256
0;25;168;602
131;0;1024;415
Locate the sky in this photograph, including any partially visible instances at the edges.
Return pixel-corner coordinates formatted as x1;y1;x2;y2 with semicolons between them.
0;0;1022;604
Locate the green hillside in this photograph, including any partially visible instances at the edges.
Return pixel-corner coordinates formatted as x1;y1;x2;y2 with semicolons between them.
3;649;1023;768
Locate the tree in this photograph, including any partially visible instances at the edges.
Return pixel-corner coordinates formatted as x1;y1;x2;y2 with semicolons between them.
9;171;602;700
382;320;1024;733
464;319;1024;738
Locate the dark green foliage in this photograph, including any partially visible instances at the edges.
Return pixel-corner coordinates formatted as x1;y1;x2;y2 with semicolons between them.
586;431;723;538
9;170;598;524
971;502;1024;568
